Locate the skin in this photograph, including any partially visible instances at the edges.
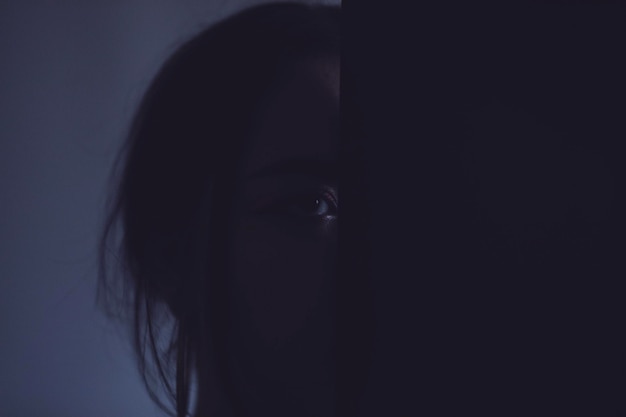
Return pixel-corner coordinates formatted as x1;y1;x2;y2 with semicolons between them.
195;56;340;416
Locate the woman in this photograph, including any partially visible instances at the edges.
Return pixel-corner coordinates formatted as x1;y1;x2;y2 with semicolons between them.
99;3;341;416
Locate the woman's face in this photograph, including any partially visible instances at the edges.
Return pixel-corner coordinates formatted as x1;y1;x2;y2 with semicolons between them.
224;56;339;415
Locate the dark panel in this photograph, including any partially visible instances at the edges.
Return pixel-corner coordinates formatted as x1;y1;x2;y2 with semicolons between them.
343;2;625;415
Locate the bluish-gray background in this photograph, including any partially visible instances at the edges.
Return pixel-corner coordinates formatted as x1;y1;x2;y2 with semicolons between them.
0;1;338;416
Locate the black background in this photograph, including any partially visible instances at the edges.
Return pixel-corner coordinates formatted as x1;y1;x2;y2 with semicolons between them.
341;1;624;415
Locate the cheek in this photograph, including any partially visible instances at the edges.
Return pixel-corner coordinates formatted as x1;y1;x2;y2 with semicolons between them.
224;215;337;409
227;217;336;350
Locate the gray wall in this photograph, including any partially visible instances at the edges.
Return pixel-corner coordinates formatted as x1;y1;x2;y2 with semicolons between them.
0;1;338;416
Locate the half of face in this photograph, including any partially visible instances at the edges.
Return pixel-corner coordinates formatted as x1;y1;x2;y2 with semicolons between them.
223;56;340;416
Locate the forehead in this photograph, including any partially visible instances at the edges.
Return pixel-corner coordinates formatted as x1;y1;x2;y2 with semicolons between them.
239;56;340;177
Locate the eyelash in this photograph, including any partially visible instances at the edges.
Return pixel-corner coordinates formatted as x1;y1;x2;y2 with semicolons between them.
258;188;338;219
287;189;338;217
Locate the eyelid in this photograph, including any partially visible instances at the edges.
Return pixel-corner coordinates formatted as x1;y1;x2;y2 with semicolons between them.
320;187;338;210
310;182;336;197
282;186;338;211
251;184;338;216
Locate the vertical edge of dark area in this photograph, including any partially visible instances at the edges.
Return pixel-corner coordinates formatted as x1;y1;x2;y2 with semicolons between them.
336;1;375;415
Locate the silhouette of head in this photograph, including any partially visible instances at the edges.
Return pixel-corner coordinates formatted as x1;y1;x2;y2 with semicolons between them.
99;3;340;416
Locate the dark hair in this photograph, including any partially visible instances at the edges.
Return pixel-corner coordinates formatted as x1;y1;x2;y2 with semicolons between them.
98;3;340;416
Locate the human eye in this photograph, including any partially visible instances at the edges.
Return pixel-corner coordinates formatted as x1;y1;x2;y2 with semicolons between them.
254;186;338;220
279;189;338;219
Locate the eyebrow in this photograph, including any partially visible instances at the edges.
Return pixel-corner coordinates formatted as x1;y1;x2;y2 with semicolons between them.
249;158;338;183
